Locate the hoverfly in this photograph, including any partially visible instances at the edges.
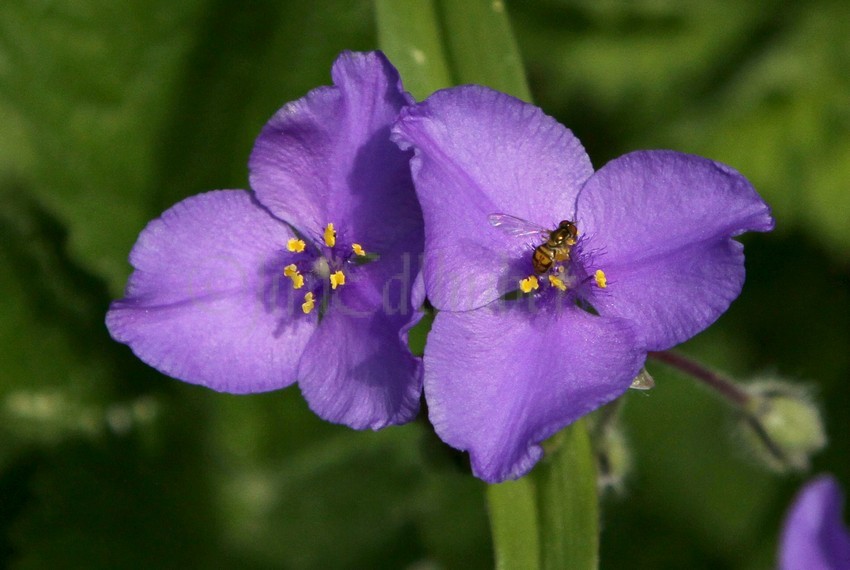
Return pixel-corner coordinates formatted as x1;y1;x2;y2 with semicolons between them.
488;213;579;274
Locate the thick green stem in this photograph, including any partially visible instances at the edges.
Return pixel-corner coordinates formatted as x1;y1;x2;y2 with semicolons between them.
486;421;599;570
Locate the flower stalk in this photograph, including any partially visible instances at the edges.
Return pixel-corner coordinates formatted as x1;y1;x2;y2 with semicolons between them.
647;351;826;472
648;350;752;408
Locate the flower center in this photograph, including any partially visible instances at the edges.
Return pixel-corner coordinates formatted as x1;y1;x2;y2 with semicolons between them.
283;222;371;314
311;256;331;279
517;222;607;297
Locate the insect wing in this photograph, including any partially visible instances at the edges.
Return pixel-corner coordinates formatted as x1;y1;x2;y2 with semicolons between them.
488;213;550;239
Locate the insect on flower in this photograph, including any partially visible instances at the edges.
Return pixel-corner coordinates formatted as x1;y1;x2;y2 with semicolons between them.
489;213;579;274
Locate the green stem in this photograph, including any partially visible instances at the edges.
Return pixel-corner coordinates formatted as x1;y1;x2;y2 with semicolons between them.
486;420;599;570
487;478;542;570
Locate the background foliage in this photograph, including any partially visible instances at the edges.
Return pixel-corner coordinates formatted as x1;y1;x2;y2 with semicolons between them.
1;1;848;568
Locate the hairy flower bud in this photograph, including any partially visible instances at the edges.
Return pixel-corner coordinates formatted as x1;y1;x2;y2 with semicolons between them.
739;380;826;472
588;400;632;494
592;369;652;492
595;424;631;494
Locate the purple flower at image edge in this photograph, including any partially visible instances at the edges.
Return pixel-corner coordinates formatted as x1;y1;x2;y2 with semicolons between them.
106;51;424;430
392;86;775;482
780;475;850;570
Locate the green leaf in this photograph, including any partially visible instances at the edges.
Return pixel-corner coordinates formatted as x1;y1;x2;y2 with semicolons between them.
375;0;453;100
376;0;531;101
487;420;598;570
435;0;531;101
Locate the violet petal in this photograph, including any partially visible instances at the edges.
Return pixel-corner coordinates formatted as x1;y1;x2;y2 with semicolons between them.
577;150;774;350
297;274;423;430
392;85;593;311
780;475;850;570
106;190;316;393
250;51;419;250
424;303;643;483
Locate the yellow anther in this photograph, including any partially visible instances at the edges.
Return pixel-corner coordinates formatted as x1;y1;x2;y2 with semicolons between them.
287;238;306;253
548;275;568;291
330;270;346;290
594;269;608;289
519;275;539;294
283;264;304;289
301;292;315;314
323;223;336;248
352;243;366;257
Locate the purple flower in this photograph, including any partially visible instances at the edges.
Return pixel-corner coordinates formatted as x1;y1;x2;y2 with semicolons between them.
106;51;424;430
392;86;774;482
780;475;850;569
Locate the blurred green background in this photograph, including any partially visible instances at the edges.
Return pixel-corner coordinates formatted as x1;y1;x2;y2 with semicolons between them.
1;1;848;568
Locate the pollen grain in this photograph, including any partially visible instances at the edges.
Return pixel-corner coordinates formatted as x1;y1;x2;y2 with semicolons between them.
283;264;304;289
330;270;346;290
301;292;316;314
323;223;337;248
594;269;608;288
548;275;568;291
519;275;539;293
287;238;306;253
